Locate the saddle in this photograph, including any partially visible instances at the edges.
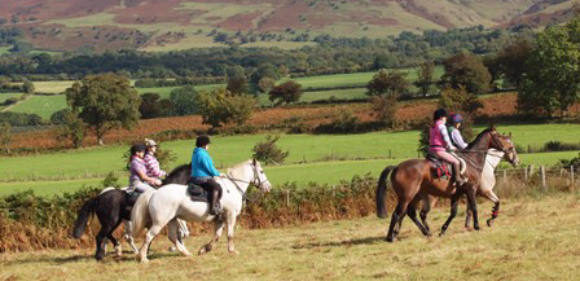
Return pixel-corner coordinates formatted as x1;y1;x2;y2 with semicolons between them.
426;153;466;180
187;183;210;203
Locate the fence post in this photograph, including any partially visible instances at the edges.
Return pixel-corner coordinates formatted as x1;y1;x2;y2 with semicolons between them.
524;167;528;181
540;166;547;191
571;166;575;184
389;149;392;159
529;165;535;177
285;190;290;207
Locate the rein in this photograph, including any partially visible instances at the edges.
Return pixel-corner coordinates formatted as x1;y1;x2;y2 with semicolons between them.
224;164;266;203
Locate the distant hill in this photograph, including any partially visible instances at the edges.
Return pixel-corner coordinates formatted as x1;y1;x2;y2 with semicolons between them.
0;0;578;52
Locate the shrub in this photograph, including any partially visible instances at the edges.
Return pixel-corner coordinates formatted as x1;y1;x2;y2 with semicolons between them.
102;171;120;188
372;95;397;127
252;135;289;165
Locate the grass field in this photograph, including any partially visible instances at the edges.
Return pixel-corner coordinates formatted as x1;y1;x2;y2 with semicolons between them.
0;45;11;55
136;84;225;99
1;149;576;197
1;124;579;197
0;93;22;103
33;81;77;94
8;94;68;119
1;193;579;280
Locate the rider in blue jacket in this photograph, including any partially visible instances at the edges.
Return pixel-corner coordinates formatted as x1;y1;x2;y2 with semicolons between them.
190;135;222;215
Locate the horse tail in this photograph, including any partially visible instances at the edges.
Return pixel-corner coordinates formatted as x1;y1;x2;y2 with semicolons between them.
73;197;98;238
376;165;397;219
131;190;155;238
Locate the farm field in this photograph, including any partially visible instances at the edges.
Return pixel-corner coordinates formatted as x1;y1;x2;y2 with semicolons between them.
1;193;579;280
0;149;577;198
3;124;579;180
1;124;579;197
8;94;67;119
0;93;22;103
0;45;10;54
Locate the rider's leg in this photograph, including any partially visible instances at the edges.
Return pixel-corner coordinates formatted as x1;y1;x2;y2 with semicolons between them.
134;182;155;193
434;151;466;185
204;179;223;216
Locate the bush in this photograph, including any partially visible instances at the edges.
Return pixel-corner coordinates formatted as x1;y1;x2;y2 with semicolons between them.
252;135;289;165
196;88;257;128
102;171;120;188
372;95;397;127
0;112;43;126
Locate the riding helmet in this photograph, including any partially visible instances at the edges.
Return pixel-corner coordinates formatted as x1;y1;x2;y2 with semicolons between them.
451;113;463;123
196;135;211;147
130;144;147;155
145;138;158;147
433;108;448;121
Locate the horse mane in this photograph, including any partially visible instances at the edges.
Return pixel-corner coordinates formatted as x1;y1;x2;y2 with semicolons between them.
466;127;494;150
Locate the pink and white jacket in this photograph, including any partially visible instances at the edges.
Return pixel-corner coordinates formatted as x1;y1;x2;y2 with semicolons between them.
429;120;455;152
143;153;167;179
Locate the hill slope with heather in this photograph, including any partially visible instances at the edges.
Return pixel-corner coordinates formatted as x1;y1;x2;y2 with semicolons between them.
0;0;579;52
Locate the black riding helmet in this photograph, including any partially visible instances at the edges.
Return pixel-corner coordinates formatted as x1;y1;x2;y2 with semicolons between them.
130;144;147;155
196;135;211;147
433;108;448;121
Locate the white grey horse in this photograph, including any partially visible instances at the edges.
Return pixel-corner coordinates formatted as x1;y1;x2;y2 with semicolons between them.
131;159;271;263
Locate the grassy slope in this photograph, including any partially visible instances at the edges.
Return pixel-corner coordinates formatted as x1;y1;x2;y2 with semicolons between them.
1;193;579;280
0;45;11;54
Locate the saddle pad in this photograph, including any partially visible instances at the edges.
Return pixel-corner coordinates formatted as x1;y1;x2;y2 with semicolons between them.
426;154;452;179
187;183;209;203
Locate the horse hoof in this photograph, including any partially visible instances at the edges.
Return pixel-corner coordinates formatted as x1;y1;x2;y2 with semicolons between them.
487;220;493;227
385;237;394;243
140;259;149;264
474;225;480;231
168;246;176;252
229;250;239;255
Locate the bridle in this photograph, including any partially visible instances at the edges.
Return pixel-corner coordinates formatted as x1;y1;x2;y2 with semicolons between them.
225;162;270;202
457;131;515;171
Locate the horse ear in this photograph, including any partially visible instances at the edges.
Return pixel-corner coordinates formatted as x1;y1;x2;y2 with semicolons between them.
252;158;257;166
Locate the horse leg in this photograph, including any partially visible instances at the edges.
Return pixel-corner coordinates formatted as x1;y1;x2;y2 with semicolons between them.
138;223;163;263
168;219;191;257
407;198;430;237
226;213;239;254
199;218;225;255
95;221;118;261
482;190;500;227
123;220;139;254
439;191;463;236
465;188;480;230
386;201;408;242
107;220;123;257
420;195;435;234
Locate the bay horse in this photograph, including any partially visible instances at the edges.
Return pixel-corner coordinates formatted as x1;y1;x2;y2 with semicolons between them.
419;134;519;234
376;127;512;241
131;159;271;263
72;163;191;260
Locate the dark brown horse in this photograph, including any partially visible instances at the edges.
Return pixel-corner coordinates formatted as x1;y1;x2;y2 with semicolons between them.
419;134;518;233
376;127;512;242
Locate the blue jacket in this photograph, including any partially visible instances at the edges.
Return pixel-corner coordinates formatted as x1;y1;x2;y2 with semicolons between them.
191;147;220;178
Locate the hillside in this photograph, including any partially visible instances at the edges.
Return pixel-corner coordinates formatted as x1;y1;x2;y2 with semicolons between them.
0;0;578;52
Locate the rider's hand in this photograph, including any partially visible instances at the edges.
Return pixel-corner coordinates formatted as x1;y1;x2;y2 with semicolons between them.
150;179;162;186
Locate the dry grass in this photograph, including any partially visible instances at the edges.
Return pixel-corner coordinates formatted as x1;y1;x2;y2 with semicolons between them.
1;191;579;281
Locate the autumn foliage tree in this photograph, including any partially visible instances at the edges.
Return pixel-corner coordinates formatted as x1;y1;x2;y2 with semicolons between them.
196;88;257;128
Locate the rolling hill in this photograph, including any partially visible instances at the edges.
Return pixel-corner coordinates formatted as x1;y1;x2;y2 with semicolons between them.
0;0;578;51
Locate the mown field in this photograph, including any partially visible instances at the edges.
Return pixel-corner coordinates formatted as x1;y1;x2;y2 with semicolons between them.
8;95;68;119
1;192;579;280
1;124;579;197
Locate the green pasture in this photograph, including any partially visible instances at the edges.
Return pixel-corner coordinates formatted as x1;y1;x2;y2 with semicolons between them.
0;149;575;197
9;95;67;119
288;66;444;90
1;124;580;196
136;84;225;99
1;124;579;181
0;93;22;103
0;45;11;55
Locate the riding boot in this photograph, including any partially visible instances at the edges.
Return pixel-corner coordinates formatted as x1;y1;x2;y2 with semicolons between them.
209;189;221;216
452;163;467;186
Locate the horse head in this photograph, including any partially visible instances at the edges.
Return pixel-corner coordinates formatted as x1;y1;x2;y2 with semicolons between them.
499;133;519;167
251;158;272;192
